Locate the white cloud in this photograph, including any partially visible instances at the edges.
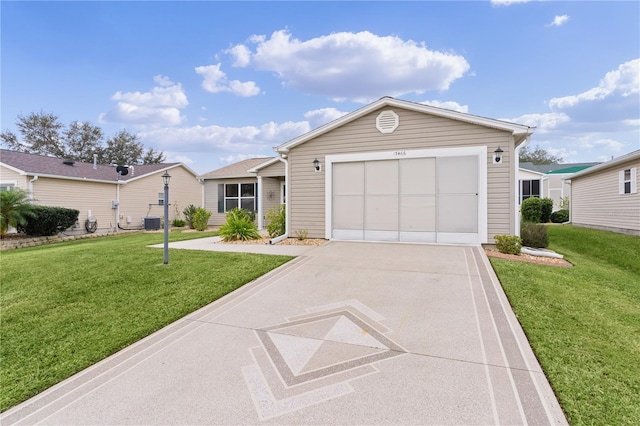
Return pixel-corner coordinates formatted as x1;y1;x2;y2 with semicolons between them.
231;29;469;102
100;75;188;126
506;112;570;133
420;100;469;113
195;64;261;97
578;138;625;152
490;0;531;6
550;59;639;109
138;120;309;154
227;44;252;67
303;107;349;128
219;153;265;165
166;154;194;165
546;15;570;27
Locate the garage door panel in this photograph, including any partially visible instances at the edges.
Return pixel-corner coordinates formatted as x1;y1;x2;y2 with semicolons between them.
438;156;477;194
365;194;399;231
438;194;478;233
366;160;398;195
400;158;436;195
333;162;364;195
399;195;436;232
333;195;364;229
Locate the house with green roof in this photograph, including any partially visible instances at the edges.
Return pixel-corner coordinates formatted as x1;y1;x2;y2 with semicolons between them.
518;161;600;211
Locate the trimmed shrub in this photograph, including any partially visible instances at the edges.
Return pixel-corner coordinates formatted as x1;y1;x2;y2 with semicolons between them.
172;219;186;227
521;197;542;223
494;235;522;255
520;222;548;248
183;204;198;229
219;208;260;241
550;209;569;223
540;198;554;223
191;207;212;231
266;205;286;238
18;206;79;237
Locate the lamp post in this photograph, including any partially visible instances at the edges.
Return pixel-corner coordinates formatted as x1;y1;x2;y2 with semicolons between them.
162;171;171;264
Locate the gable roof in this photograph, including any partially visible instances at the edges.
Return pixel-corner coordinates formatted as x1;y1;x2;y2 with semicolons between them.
520;161;600;174
569;149;640;180
200;157;274;179
0;149;190;183
276;97;535;153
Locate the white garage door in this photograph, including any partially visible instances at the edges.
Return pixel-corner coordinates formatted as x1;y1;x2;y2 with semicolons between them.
332;156;479;243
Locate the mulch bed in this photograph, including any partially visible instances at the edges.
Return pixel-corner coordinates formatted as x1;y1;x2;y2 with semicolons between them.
485;249;573;267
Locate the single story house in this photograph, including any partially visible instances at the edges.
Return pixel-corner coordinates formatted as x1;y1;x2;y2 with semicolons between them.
568;149;639;236
518;162;599;210
0;149;203;234
202;97;536;245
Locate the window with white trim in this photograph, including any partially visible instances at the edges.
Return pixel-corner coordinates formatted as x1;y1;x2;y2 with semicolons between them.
519;179;541;203
0;183;15;192
619;167;637;195
224;183;256;211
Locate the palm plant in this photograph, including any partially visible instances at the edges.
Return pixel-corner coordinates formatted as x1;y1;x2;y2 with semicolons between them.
0;189;36;237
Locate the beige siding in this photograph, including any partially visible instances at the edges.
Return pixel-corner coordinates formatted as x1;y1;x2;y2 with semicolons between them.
0;166;29;190
571;158;640;235
258;160;285;177
31;178;118;232
546;174;569;211
261;177;283;226
203;177;258;226
287;107;515;241
119;166;202;228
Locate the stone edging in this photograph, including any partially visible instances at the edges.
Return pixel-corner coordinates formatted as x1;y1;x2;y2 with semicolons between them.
0;232;120;251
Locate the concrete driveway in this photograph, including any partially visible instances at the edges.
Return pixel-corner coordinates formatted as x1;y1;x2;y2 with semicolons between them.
2;242;567;425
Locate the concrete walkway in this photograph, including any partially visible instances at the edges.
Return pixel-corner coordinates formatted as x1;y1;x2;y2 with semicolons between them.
2;242;567;425
149;236;316;256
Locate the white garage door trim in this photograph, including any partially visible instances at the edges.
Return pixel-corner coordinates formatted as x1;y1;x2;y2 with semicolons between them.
325;146;488;245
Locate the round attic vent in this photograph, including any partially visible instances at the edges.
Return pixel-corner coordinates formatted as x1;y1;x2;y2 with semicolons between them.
376;110;399;134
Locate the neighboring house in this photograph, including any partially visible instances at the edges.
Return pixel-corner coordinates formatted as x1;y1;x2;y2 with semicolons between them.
202;97;536;245
0;149;203;234
518;162;599;210
568;150;639;236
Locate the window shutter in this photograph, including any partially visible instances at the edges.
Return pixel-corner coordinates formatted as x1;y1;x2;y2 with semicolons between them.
254;182;258;212
619;171;625;195
218;184;224;213
631;167;638;194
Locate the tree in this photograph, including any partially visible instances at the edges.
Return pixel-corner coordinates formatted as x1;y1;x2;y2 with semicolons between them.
0;189;36;237
1;112;165;165
519;145;562;165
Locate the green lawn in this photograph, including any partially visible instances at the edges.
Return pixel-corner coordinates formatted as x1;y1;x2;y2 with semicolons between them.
491;225;640;425
0;230;293;412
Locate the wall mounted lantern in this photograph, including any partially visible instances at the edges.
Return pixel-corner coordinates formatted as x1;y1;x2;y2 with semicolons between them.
494;147;504;164
313;158;321;172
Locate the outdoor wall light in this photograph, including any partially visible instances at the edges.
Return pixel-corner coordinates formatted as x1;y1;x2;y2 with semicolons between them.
313;158;321;172
494;147;504;164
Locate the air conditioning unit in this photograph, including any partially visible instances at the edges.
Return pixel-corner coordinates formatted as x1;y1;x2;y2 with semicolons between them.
144;217;161;230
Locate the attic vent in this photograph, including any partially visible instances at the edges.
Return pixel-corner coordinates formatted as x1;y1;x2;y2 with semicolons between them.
376;110;399;134
62;159;75;166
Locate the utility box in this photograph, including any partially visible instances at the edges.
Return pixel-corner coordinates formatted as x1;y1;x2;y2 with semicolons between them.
144;217;161;230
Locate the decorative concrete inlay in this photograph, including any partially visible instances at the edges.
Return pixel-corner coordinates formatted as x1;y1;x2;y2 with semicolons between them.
243;302;406;420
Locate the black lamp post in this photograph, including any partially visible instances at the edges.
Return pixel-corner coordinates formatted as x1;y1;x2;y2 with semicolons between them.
162;171;171;264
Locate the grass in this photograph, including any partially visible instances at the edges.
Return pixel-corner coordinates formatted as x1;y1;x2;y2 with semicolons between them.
490;225;640;425
0;230;293;412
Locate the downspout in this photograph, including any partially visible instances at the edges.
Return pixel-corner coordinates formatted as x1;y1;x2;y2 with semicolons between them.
269;155;289;244
116;181;121;232
29;176;39;200
514;136;530;237
257;175;264;230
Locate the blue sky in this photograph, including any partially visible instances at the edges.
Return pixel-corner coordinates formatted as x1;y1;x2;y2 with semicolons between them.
2;1;639;174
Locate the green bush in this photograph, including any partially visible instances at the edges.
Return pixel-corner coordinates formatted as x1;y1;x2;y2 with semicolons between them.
191;208;212;231
521;222;548;248
183;204;198;229
0;188;36;237
540;198;554;223
18;206;79;237
266;205;286;238
219;208;260;241
550;209;570;223
494;235;522;255
521;197;542;223
172;219;186;227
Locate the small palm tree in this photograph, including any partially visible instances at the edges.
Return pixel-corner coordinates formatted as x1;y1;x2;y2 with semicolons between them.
0;189;36;238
